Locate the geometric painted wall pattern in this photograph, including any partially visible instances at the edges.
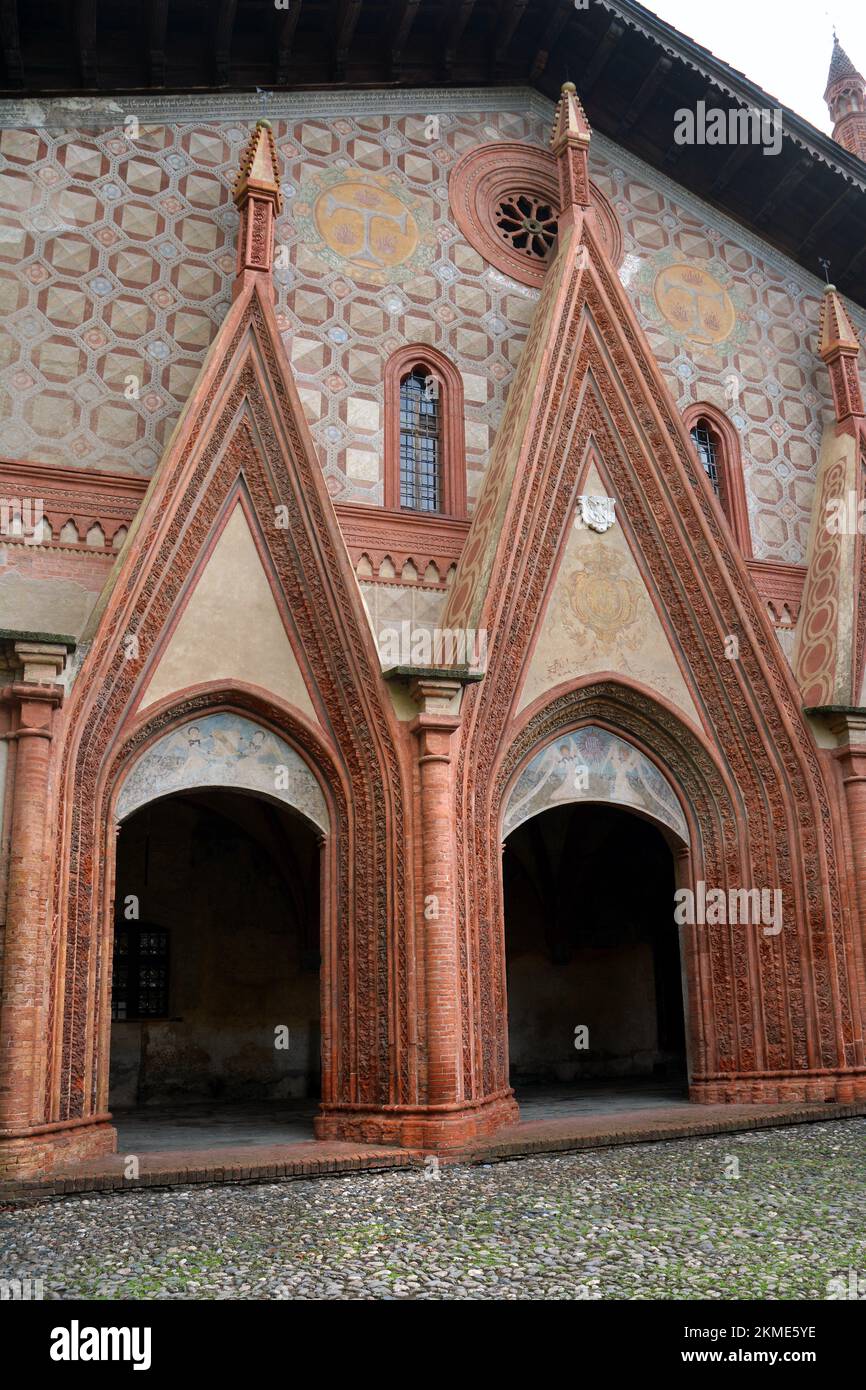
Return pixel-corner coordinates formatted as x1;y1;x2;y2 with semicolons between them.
0;90;863;566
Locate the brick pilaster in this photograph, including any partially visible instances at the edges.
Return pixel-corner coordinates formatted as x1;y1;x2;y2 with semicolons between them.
0;645;65;1133
410;677;463;1106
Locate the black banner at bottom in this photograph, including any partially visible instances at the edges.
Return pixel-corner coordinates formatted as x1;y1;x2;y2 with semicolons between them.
3;1296;858;1375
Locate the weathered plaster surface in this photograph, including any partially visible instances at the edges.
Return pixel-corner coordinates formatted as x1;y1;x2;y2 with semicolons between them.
517;462;700;726
139;502;319;722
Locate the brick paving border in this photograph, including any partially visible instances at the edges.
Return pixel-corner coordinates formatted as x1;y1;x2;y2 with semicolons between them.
3;1098;866;1208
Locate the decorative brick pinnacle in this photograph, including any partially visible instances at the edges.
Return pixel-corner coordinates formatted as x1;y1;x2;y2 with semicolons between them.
825;35;864;99
818;284;861;360
550;81;592;152
550;81;592;220
817;283;864;421
232;118;283;213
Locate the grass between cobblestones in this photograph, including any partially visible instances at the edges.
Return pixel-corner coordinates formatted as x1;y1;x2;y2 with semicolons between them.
1;1119;864;1300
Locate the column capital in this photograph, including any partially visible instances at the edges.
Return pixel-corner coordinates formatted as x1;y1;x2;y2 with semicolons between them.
807;706;866;754
12;641;68;685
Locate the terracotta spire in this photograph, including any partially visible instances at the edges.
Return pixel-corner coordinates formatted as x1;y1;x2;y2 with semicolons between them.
231;119;283;298
818;283;864;422
824;36;866;161
549;81;592;230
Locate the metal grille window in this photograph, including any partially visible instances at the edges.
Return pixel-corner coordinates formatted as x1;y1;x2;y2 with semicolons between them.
399;368;441;512
111;925;169;1020
690;421;721;497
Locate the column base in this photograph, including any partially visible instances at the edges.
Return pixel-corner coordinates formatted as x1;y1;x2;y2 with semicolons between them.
690;1071;866;1104
0;1120;116;1182
315;1092;519;1151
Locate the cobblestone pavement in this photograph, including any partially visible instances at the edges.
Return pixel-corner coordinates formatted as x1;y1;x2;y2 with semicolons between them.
2;1120;864;1300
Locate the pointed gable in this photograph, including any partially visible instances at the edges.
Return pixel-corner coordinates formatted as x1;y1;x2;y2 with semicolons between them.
71;124;400;779
517;456;699;726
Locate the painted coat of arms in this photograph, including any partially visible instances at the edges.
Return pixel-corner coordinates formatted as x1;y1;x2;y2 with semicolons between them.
293;169;435;284
560;551;641;648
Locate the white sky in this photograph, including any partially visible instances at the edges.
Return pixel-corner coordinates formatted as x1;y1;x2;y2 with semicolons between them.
643;0;866;132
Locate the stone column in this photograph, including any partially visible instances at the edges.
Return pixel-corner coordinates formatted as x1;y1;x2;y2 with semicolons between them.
829;713;866;1006
0;644;66;1132
409;676;463;1106
816;711;866;1093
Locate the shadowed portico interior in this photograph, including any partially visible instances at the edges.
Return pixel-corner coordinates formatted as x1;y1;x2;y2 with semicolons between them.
504;802;687;1097
110;788;321;1127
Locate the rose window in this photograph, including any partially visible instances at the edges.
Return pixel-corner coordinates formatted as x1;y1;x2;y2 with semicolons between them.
494;192;559;263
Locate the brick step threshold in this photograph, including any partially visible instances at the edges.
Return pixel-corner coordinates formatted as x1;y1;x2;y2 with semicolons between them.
3;1100;864;1207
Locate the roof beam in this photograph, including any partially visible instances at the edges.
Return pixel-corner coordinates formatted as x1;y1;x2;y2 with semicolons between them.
0;0;22;86
444;0;476;77
800;187;853;255
275;0;303;85
494;0;529;67
335;0;362;75
837;238;866;285
754;156;812;227
213;0;238;85
147;0;169;87
579;14;624;97
389;0;421;70
530;0;571;82
663;81;718;168
709;137;754;193
75;0;98;87
616;54;671;136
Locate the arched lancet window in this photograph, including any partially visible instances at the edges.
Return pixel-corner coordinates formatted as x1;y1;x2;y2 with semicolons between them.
683;404;752;557
690;417;721;497
384;344;466;517
399;367;441;512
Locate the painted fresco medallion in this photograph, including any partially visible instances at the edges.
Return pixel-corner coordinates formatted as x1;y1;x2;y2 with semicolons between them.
652;262;736;346
295;171;434;284
633;254;746;353
314;180;419;270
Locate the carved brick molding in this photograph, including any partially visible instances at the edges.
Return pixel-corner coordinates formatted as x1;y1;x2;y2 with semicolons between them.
44;283;414;1158
335;501;470;590
747;559;807;630
445;220;866;1112
0;458;147;555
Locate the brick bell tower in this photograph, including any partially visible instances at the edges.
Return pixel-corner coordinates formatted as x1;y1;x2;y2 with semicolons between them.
824;34;866;162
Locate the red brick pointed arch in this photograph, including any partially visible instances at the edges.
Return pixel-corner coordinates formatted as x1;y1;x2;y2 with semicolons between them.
92;682;346;1129
492;678;741;1102
43;280;417;1165
683;402;753;558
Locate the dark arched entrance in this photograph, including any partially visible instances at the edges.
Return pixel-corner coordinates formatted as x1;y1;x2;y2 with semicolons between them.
503;801;686;1101
109;787;321;1145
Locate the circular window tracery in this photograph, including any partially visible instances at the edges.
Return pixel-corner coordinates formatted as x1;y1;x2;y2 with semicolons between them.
449;140;623;288
494;192;559;264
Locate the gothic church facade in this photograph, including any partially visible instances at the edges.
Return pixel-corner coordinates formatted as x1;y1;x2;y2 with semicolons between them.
1;10;866;1179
